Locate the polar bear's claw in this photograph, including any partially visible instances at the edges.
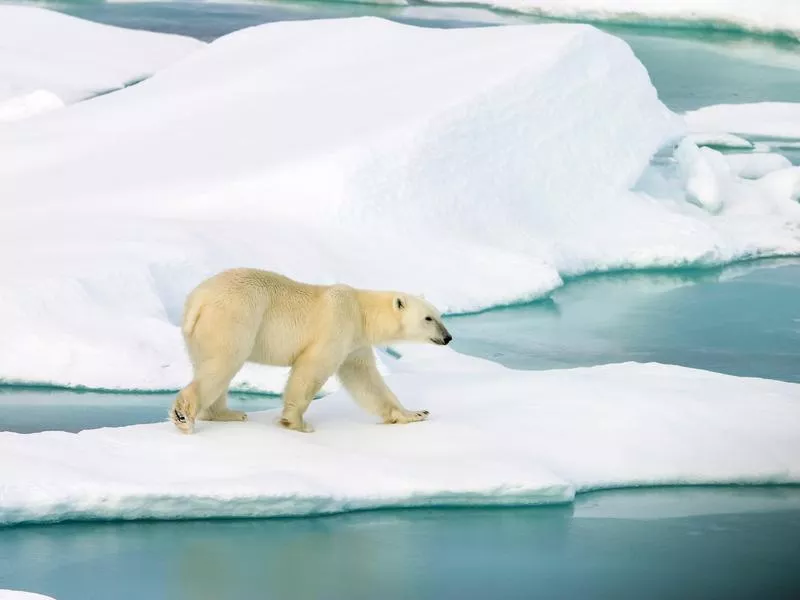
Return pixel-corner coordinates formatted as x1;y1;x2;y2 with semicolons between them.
386;409;430;424
171;409;195;434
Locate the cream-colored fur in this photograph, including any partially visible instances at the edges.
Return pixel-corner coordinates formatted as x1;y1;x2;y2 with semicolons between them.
170;268;452;434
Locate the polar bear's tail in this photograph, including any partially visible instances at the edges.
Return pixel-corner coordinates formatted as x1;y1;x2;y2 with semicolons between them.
182;299;203;339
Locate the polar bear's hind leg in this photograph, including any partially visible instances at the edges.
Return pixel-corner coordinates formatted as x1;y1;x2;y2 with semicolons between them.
200;393;248;422
279;348;342;433
170;382;199;434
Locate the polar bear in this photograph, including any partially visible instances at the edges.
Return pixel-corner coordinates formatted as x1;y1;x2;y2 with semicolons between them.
170;268;452;434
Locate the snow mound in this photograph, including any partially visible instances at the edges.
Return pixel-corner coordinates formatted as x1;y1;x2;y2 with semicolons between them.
646;139;800;229
422;0;800;40
724;152;792;180
1;355;798;526
0;6;203;121
685;102;800;140
755;167;800;204
674;140;729;213
0;16;798;392
0;90;64;124
0;592;55;600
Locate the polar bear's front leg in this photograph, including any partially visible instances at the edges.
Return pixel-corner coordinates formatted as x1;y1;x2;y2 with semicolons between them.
337;348;429;425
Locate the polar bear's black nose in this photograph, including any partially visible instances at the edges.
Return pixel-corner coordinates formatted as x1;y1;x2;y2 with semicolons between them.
443;333;452;345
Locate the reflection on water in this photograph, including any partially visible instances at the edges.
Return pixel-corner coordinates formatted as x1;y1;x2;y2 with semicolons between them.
1;488;799;600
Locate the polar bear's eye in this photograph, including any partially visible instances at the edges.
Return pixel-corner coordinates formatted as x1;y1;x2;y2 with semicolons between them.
425;316;433;322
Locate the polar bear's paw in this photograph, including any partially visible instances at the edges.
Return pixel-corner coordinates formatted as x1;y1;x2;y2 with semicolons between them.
278;416;315;433
386;408;429;425
171;386;198;434
205;409;248;422
171;407;195;435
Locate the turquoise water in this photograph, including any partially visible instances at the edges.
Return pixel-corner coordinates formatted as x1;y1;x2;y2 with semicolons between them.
449;261;800;383
2;2;800;598
2;488;800;600
0;388;279;434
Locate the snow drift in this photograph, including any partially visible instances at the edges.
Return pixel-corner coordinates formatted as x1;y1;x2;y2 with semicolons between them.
0;16;798;392
1;351;799;525
0;6;203;122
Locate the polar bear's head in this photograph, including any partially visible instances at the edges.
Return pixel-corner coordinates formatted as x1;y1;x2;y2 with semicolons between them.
394;295;452;346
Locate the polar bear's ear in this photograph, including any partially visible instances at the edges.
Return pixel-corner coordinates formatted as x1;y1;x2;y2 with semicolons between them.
394;296;406;311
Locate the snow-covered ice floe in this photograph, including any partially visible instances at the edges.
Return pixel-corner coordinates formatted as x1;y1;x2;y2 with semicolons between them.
723;153;792;180
0;592;55;600
0;6;203;122
421;0;800;41
0;16;799;392
685;102;800;140
1;350;799;525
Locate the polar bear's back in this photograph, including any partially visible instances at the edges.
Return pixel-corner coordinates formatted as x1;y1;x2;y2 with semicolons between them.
181;268;362;368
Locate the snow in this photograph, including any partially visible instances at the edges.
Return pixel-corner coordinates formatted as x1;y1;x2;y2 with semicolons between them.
723;152;792;180
0;90;64;124
671;144;794;210
755;167;800;204
0;16;799;392
650;139;800;225
421;0;800;40
0;592;55;600
1;351;798;526
685;102;800;140
673;139;728;213
0;6;203;121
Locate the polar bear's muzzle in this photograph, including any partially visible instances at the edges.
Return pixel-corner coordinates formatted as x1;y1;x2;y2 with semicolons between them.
431;324;452;346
